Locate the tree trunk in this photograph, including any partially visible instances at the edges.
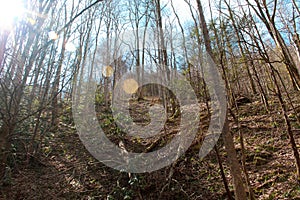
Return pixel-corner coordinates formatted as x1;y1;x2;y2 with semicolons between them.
222;118;247;200
196;0;247;198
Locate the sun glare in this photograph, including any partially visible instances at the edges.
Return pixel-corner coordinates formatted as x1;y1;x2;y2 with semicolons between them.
48;31;59;40
0;0;24;30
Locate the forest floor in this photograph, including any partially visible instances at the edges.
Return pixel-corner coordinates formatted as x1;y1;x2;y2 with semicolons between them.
1;94;300;200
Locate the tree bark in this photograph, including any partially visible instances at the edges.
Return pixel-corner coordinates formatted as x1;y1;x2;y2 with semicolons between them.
196;0;247;199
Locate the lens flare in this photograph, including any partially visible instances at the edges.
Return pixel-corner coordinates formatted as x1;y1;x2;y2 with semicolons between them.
27;18;36;25
48;31;59;40
102;66;114;78
122;78;139;94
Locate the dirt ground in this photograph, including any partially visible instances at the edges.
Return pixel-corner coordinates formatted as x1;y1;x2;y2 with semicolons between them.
1;96;300;200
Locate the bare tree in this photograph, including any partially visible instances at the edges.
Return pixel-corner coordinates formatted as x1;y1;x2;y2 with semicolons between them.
195;0;247;199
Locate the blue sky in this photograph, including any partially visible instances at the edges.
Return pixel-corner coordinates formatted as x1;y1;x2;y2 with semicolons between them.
164;0;218;22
